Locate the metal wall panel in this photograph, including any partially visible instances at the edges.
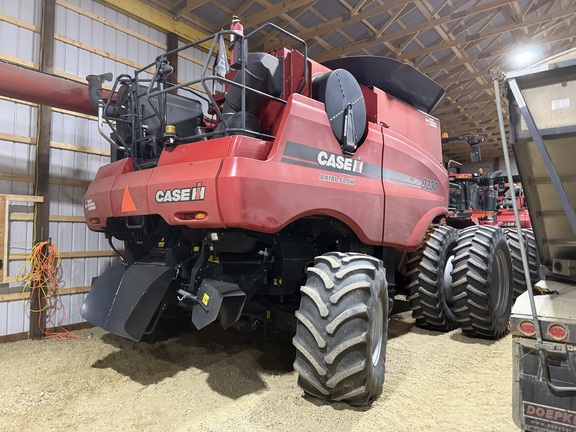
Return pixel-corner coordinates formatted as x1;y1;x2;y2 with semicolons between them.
0;0;40;337
0;1;41;25
1;0;171;337
0;19;40;65
7;300;28;334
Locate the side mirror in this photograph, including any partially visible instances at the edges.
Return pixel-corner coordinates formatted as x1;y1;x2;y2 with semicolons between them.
465;134;484;162
470;143;481;163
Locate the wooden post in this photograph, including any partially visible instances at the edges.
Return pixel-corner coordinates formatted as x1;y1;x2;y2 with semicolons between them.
29;0;55;339
0;196;5;282
167;32;179;88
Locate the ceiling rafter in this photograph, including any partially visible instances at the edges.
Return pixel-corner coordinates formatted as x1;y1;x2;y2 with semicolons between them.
313;1;515;62
144;0;576;161
171;0;210;17
262;0;423;52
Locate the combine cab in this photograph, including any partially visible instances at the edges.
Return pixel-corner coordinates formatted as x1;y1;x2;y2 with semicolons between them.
79;20;515;405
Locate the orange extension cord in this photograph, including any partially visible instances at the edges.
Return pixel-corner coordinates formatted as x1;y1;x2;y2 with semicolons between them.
17;241;82;340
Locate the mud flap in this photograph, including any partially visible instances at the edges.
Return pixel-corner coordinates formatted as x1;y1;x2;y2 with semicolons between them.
81;263;176;341
192;279;246;330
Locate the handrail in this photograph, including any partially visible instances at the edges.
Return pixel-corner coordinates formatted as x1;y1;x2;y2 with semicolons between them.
100;24;308;168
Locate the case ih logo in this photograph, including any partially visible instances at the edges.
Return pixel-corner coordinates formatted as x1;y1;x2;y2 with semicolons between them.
155;183;206;203
281;141;381;180
317;151;364;173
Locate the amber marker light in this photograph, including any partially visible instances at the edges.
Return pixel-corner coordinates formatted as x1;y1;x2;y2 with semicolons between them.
175;212;207;221
89;218;101;224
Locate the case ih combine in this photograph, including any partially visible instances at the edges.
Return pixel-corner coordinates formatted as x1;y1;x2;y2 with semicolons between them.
0;21;524;406
445;160;539;298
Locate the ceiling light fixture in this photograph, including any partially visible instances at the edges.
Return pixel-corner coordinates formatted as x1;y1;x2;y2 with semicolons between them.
515;50;534;65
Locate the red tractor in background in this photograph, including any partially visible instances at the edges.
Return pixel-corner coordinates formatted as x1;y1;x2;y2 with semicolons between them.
78;20;515;406
443;137;539;298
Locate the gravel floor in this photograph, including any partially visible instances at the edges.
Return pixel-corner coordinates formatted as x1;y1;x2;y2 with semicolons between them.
0;310;517;432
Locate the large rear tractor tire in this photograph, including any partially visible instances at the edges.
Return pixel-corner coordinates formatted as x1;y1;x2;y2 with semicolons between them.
505;228;539;299
406;226;459;331
293;252;388;406
450;226;513;339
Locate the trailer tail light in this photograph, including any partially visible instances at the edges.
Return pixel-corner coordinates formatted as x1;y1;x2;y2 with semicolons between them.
548;324;568;341
89;218;101;225
519;320;536;337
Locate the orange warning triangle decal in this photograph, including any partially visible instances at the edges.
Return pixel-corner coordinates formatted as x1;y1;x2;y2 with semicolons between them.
121;186;137;212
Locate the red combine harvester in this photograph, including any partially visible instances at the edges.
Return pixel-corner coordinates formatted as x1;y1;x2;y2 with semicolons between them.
0;21;517;406
447;170;531;229
444;154;538;298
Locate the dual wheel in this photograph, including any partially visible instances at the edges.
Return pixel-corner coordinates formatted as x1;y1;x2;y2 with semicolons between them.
407;225;518;339
292;226;538;405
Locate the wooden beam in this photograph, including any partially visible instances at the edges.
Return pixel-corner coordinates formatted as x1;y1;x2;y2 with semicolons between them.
167;32;179;88
1;195;44;203
0;196;5;282
242;0;315;29
395;7;574;62
57;0;166;50
0;286;91;303
312;1;515;62
10;214;85;223
30;0;55;340
421;28;576;74
262;0;413;51
0;173;91;188
50;141;110;157
171;0;210;18
9;250;119;261
96;0;211;49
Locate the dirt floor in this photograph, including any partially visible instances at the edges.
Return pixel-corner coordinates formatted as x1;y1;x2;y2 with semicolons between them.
0;309;517;432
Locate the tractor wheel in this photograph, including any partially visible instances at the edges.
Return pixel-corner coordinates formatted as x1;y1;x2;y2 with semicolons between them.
450;226;513;339
405;226;459;331
293;252;388;406
505;228;539;299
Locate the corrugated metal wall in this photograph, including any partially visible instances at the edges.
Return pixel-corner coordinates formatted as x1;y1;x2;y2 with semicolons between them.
0;0;210;337
0;0;41;336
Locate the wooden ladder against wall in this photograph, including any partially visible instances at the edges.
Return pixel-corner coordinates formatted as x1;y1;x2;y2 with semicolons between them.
0;194;44;285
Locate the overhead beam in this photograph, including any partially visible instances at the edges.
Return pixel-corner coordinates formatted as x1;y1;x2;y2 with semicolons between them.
262;0;415;51
421;28;576;74
243;0;315;29
96;0;211;49
171;0;210;17
397;7;576;63
313;1;515;62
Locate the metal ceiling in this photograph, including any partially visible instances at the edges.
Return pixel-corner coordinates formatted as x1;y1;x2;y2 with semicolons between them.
141;0;576;162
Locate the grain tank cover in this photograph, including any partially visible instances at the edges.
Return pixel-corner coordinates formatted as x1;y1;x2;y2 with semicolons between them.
322;56;445;114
